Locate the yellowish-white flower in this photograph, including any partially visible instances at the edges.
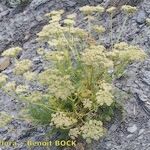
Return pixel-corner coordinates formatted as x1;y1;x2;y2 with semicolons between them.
99;81;112;91
2;47;22;57
23;71;36;81
121;5;137;14
114;42;129;50
146;18;150;26
44;51;65;62
14;59;32;75
80;120;105;143
96;90;114;106
81;45;113;68
15;85;28;94
37;48;45;55
69;128;80;139
51;112;77;128
0;111;12;127
106;7;117;14
38;69;74;100
70;27;88;38
82;99;92;109
45;10;64;17
24;91;43;102
50;15;61;23
80;6;97;15
95;5;104;13
0;73;8;87
67;13;76;20
3;81;16;92
93;25;106;33
64;19;75;26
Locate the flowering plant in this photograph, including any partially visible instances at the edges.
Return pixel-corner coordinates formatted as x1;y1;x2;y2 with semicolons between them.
0;5;147;143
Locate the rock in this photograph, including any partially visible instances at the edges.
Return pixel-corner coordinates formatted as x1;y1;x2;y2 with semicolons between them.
141;70;150;86
62;0;77;7
29;0;49;9
127;124;138;133
0;57;10;71
0;128;8;134
147;119;150;126
0;10;9;20
138;129;145;135
126;134;134;138
136;10;146;24
105;0;143;8
94;0;103;3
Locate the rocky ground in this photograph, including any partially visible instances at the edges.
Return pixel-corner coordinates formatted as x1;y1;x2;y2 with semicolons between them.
0;0;150;150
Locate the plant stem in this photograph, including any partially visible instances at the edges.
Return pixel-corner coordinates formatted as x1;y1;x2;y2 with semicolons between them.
117;15;128;43
110;13;113;48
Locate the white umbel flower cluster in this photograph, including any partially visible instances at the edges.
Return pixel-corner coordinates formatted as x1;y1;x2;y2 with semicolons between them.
14;59;32;75
50;112;77;128
80;120;105;143
2;47;22;57
38;69;74;100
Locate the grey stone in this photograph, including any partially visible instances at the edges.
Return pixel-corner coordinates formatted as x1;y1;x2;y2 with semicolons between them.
94;0;103;3
142;70;150;86
147;119;150;126
62;0;77;7
127;124;138;133
0;128;8;134
0;10;9;19
138;129;145;135
136;10;146;24
29;0;49;9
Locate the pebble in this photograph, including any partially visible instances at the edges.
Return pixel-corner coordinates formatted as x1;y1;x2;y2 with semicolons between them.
0;128;8;134
147;119;150;126
127;124;138;133
127;134;133;138
136;10;146;24
0;57;10;71
138;129;145;135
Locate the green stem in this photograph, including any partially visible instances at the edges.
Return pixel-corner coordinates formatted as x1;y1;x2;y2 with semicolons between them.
87;15;91;34
117;15;128;43
110;13;113;48
32;103;57;113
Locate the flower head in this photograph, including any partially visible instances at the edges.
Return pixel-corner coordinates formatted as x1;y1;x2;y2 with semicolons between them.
67;13;76;20
80;120;105;143
146;18;150;26
45;10;64;17
0;111;12;127
106;7;117;14
38;69;74;100
51;112;77;128
96;90;114;106
95;5;104;13
15;85;28;94
0;73;8;87
14;59;32;75
82;99;92;109
24;91;43;102
93;25;106;33
2;47;22;57
23;71;36;81
69;128;80;139
81;45;113;68
121;5;137;14
64;19;75;26
80;6;97;15
3;81;16;92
